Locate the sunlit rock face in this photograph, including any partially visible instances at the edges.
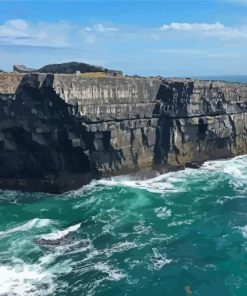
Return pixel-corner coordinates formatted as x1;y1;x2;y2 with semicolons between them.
0;73;247;193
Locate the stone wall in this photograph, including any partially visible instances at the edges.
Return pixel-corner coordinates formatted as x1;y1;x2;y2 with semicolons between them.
0;73;246;193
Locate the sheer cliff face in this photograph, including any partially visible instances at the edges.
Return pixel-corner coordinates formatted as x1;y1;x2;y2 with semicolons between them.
0;73;247;193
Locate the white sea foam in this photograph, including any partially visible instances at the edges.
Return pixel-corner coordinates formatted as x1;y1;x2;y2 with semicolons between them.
149;248;173;270
0;261;55;296
132;221;152;234
168;219;194;227
202;155;247;179
83;155;247;194
67;179;103;198
0;230;80;296
94;262;126;281
154;207;172;219
39;223;81;241
104;241;138;257
62;155;247;198
0;218;53;237
238;225;247;238
0;250;76;296
96;175;175;194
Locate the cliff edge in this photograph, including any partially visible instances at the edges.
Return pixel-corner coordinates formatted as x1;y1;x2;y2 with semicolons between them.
0;73;246;193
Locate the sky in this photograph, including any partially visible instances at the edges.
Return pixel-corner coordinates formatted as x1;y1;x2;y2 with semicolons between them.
0;0;247;76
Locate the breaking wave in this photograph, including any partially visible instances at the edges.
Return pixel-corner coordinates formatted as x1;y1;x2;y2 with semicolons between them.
39;223;81;241
0;218;53;237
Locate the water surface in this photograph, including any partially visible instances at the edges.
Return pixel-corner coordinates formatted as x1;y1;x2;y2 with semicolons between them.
1;156;247;295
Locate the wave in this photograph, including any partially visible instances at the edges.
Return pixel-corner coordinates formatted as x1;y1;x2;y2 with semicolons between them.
237;225;247;238
95;174;179;194
202;155;247;179
83;155;247;194
0;261;55;296
0;218;53;237
0;251;75;296
39;223;81;242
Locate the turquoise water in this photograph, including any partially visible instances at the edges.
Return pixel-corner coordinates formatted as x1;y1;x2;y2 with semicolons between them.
1;156;247;295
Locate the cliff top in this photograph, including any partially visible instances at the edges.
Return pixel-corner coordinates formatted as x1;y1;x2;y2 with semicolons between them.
0;72;25;94
0;72;245;95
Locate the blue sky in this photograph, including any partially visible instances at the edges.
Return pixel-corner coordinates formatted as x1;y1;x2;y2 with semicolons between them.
0;0;247;76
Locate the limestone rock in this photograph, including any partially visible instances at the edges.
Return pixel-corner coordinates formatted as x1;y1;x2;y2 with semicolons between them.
0;73;247;193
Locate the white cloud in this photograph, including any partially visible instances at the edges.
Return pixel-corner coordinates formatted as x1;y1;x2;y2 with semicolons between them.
160;22;224;32
0;19;119;49
0;19;73;48
159;21;247;39
1;18;247;57
0;19;30;38
85;24;119;33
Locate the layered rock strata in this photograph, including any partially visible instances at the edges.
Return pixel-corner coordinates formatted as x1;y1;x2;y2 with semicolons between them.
0;73;246;193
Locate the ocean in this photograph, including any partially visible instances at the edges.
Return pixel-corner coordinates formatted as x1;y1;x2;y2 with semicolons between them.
192;75;247;84
1;155;247;295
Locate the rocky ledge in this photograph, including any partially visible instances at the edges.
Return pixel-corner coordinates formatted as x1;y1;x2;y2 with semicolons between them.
0;73;246;193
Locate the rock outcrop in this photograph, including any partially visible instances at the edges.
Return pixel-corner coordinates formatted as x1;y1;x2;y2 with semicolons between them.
37;62;107;74
0;73;247;193
12;62;123;76
13;65;36;73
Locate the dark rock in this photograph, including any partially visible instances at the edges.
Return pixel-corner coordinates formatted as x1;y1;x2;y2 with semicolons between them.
13;65;36;73
37;237;68;246
185;162;201;169
37;61;107;74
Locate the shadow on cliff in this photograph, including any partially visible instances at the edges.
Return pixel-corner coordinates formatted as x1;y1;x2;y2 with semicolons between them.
0;74;97;192
152;80;194;166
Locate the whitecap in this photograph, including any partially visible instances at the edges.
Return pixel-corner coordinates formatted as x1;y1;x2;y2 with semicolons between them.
154;207;172;219
148;248;173;270
62;155;247;197
0;250;75;296
96;175;175;194
94;262;126;281
0;218;53;237
39;223;81;241
0;262;55;296
104;241;138;257
202;155;247;180
238;225;247;238
168;219;194;227
133;221;152;234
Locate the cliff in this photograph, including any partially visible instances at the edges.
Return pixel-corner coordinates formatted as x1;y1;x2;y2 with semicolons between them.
0;73;247;193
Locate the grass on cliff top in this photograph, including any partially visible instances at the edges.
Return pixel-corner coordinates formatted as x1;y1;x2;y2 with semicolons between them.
0;72;24;76
79;72;108;78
